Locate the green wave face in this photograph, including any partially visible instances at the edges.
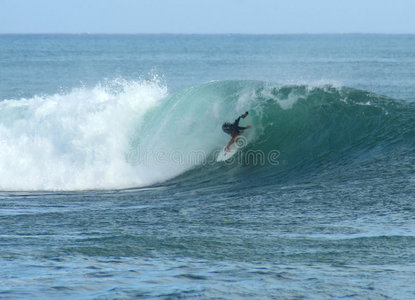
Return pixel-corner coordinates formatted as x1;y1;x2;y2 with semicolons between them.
1;79;413;190
138;80;415;186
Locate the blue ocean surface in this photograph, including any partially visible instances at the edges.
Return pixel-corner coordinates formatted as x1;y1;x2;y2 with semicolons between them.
1;34;415;299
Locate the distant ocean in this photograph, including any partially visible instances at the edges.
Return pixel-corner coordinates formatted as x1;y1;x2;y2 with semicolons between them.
1;34;415;299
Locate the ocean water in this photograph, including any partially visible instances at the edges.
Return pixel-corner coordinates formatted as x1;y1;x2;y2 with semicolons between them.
1;34;415;299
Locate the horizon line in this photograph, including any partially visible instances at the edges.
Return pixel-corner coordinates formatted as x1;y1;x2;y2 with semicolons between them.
1;32;415;35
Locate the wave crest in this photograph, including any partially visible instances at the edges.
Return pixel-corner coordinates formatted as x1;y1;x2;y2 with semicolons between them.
1;79;414;190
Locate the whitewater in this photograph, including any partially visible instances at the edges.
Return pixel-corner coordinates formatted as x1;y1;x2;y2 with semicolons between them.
1;34;415;299
2;78;415;191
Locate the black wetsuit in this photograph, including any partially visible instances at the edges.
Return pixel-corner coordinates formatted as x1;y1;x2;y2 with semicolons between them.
222;116;248;138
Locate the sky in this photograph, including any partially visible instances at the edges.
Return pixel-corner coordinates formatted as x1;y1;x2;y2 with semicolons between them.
1;0;415;34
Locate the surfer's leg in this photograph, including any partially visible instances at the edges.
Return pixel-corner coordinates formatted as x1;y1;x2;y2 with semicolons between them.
225;136;237;151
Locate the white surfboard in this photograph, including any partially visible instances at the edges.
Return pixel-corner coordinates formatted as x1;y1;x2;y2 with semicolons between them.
217;136;249;162
216;145;238;162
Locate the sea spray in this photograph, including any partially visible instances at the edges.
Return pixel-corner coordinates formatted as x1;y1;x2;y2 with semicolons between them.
1;79;415;191
0;79;167;190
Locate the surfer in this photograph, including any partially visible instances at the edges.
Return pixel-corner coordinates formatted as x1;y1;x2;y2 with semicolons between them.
222;112;251;152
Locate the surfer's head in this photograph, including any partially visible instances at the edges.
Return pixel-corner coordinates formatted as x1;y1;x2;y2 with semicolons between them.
242;111;248;118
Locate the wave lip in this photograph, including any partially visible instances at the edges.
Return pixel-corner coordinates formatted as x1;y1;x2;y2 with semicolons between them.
1;79;414;191
160;81;415;187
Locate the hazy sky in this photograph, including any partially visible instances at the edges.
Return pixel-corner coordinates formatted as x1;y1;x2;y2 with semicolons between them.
1;0;414;34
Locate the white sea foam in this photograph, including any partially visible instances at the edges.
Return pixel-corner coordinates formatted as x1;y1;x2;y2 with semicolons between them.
0;79;169;190
2;79;338;191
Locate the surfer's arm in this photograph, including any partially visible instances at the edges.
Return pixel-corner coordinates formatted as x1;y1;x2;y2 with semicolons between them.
237;125;251;130
233;116;242;127
233;113;250;129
